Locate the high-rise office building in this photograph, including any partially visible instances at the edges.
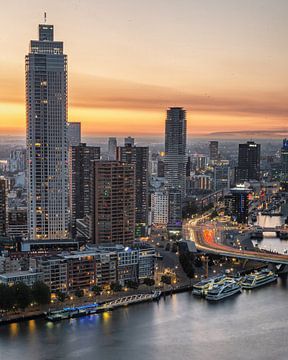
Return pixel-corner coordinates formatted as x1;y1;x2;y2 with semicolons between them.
69;143;101;236
0;177;7;236
108;137;117;160
91;161;135;245
236;141;260;183
214;162;231;191
164;107;187;195
151;191;169;225
117;142;149;234
230;185;250;224
209;141;219;161
280;139;288;191
26;24;69;240
164;107;187;232
124;136;135;146
67;122;81;146
167;190;182;231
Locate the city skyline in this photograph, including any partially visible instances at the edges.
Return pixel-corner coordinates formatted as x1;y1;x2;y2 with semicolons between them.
1;0;288;137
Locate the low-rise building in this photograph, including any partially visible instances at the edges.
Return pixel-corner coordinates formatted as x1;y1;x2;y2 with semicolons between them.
0;270;43;286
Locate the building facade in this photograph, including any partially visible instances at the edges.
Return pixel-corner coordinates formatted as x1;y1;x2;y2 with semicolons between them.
151;191;169;225
67;122;81;146
69;143;100;236
91;161;136;245
108;137;117;160
281;139;288;191
209;141;219;161
26;24;69;240
0;177;7;236
117;142;149;233
236;141;261;183
164;107;187;196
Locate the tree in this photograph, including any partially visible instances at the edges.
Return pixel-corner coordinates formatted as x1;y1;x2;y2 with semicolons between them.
0;284;14;311
14;282;32;310
161;275;171;285
32;281;50;305
56;291;66;302
126;280;138;289
92;285;102;295
143;278;155;287
75;289;84;298
110;282;122;292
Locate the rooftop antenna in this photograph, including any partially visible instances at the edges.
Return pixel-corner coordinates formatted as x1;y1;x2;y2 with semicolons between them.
44;12;47;24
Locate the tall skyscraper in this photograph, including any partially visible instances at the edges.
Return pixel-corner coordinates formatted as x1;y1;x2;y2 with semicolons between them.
230;185;250;224
209;141;219;161
164;107;187;231
69;143;101;237
0;177;7;236
236;141;261;183
108;137;117;160
26;24;69;240
91;161;135;245
67;122;81;146
164;107;187;195
117;142;149;235
280;139;288;191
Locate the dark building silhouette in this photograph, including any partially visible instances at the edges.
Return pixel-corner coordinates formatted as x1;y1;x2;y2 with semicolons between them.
236;141;260;183
209;141;219;161
0;177;7;236
281;139;288;191
69;143;100;237
230;186;250;224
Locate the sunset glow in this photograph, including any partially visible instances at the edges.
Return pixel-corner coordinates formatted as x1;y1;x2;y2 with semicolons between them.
0;0;288;137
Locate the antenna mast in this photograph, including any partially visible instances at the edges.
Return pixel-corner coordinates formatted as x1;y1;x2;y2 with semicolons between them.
44;12;47;24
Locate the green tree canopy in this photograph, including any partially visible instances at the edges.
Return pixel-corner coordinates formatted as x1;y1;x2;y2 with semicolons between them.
32;281;50;305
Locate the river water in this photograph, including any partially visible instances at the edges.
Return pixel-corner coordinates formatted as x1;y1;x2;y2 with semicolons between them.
254;214;288;254
0;215;287;360
0;279;287;360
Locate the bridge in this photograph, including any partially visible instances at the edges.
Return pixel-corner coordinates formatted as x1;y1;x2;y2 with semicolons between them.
249;227;288;239
105;293;159;309
183;218;288;266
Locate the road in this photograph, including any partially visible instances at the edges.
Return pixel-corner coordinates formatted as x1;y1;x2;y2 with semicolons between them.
183;215;288;265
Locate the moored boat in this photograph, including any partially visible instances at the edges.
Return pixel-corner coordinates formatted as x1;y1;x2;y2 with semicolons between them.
241;269;277;289
206;280;241;301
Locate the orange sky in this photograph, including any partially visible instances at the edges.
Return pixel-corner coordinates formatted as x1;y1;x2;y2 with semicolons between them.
0;0;288;137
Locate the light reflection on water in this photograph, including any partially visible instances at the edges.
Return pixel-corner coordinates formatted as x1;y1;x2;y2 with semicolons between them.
0;279;287;360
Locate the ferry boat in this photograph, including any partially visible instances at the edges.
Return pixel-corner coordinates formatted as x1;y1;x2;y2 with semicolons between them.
205;280;242;301
192;275;227;296
46;303;109;322
241;269;277;289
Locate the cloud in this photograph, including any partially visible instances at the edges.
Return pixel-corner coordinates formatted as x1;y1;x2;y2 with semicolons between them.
69;73;288;119
209;129;288;138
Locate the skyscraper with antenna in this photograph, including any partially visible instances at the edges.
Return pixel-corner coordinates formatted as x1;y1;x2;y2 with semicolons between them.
26;23;69;240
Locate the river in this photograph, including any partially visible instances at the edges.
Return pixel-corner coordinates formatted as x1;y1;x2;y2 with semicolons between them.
0;278;287;360
253;214;288;254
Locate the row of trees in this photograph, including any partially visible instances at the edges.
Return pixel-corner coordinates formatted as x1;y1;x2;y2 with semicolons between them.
0;281;50;311
54;278;157;302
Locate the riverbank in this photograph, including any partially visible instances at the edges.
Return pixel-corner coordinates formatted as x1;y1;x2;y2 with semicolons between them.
0;283;197;326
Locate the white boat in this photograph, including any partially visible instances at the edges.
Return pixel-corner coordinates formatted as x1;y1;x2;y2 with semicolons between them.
206;280;241;301
241;269;277;289
193;275;227;296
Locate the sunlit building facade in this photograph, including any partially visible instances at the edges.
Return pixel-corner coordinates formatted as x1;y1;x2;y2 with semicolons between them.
26;24;69;240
